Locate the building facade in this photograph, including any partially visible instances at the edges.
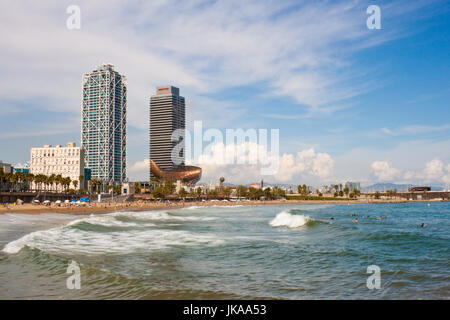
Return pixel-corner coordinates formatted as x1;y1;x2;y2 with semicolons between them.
81;63;127;186
30;143;85;189
345;181;361;192
0;160;13;174
0;161;13;192
149;86;185;179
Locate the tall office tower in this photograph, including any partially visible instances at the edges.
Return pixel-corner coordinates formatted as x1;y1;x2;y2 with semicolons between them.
149;86;185;179
81;64;127;186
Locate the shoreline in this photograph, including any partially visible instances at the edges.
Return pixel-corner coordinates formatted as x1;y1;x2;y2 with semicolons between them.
0;198;439;215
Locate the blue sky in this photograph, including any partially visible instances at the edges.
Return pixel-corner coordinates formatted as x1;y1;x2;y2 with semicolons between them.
0;0;449;186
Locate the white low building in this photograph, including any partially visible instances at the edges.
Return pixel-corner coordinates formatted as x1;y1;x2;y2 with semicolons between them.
30;142;85;190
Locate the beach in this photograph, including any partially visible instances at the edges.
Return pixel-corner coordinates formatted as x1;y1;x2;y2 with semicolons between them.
0;198;412;215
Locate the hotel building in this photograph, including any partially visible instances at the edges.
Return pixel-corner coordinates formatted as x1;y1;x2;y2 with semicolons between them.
30;143;85;189
81;63;127;186
149;86;185;179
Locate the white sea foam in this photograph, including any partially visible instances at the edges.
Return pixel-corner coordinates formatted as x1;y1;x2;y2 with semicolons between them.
212;205;243;208
110;210;215;222
182;205;201;210
2;211;223;255
66;216;153;228
269;211;311;228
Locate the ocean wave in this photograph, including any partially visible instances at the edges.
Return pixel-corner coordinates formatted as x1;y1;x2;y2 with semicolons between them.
269;211;313;228
67;216;153;229
111;210;216;222
2;212;223;255
182;205;201;210
211;205;244;208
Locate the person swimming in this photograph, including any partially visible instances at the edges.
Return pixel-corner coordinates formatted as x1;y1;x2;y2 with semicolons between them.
420;223;426;228
354;219;359;223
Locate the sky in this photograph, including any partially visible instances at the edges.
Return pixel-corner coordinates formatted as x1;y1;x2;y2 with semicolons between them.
0;0;449;187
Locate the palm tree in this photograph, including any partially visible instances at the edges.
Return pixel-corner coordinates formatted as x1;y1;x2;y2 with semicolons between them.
33;174;40;192
178;187;187;199
152;185;166;199
11;172;20;191
26;173;35;192
134;182;141;194
73;180;78;190
236;185;248;199
302;184;308;195
189;190;197;198
344;187;350;198
90;178;100;194
196;187;202;200
207;189;218;199
79;175;84;190
0;168;5;191
44;175;51;192
56;174;63;193
65;177;72;192
223;186;232;199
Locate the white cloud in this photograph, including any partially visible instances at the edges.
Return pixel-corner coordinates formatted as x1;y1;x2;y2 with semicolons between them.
129;144;334;184
193;143;333;184
424;158;444;180
379;124;450;136
370;161;401;181
0;0;428;132
128;158;149;181
369;157;450;185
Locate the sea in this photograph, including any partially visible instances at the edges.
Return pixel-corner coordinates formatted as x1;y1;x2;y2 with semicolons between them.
0;202;448;299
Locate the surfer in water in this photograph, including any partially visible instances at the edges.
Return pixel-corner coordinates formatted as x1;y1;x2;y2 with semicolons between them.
420;223;426;228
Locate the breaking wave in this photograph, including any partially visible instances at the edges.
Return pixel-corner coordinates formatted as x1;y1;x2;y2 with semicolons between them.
269;210;318;229
2;210;222;255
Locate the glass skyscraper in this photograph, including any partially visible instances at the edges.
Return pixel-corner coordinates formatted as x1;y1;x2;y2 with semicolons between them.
149;86;185;179
81;64;127;186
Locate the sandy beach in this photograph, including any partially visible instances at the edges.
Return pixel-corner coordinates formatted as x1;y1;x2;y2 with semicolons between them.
0;198;411;215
